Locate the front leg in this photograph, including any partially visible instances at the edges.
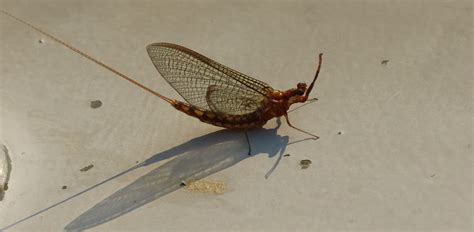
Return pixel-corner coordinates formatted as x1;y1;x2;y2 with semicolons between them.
284;114;319;139
244;131;252;156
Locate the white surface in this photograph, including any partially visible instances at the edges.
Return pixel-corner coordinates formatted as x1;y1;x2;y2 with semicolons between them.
0;0;472;231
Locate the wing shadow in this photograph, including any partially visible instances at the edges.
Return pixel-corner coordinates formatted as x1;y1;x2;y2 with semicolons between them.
1;97;319;231
64;121;290;231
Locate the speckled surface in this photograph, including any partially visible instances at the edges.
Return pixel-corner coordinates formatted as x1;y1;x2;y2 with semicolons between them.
0;0;472;231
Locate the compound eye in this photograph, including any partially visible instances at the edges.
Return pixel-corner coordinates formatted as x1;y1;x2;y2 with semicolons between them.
295;89;305;95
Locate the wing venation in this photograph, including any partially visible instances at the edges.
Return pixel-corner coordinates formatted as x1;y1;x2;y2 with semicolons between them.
147;43;273;115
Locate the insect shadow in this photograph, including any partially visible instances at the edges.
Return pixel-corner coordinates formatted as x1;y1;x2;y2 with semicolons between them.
63;117;314;231
1;116;315;232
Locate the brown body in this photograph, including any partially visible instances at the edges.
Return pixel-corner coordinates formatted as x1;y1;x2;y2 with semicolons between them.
172;85;310;130
172;100;265;129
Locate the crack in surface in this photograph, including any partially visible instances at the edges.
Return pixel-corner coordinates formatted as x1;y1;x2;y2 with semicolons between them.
1;144;13;201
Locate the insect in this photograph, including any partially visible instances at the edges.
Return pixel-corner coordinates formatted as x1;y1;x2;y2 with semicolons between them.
2;10;324;154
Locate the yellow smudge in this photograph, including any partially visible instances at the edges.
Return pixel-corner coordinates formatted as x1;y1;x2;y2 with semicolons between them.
185;180;227;194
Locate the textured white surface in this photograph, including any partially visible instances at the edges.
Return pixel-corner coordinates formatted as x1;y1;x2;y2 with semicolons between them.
0;0;472;231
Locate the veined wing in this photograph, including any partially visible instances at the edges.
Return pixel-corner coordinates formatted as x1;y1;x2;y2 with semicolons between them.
146;43;273;115
205;85;264;114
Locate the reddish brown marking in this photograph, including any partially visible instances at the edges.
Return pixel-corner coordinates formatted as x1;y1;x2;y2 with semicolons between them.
193;109;204;117
206;112;216;119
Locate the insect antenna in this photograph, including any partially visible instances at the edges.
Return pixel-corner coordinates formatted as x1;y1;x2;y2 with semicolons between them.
1;10;174;104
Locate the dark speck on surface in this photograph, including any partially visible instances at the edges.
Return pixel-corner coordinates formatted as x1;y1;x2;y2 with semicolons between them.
62;185;67;190
80;164;94;172
283;154;290;157
299;159;312;169
381;59;389;65
90;100;102;109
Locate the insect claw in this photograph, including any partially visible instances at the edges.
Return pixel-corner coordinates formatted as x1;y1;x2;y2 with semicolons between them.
275;117;282;128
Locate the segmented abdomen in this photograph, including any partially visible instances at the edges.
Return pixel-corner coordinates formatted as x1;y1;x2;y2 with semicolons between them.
172;101;265;129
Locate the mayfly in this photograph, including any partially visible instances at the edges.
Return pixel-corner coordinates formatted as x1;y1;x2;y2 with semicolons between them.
2;10;324;154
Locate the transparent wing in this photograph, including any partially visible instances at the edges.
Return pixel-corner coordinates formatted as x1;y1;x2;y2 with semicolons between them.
146;43;273;115
205;85;264;114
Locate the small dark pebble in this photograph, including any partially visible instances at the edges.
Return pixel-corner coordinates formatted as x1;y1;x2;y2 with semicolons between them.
180;181;187;186
90;100;102;109
299;159;312;169
337;131;343;135
430;174;436;178
62;185;67;190
283;154;290;157
80;164;94;172
381;60;389;65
